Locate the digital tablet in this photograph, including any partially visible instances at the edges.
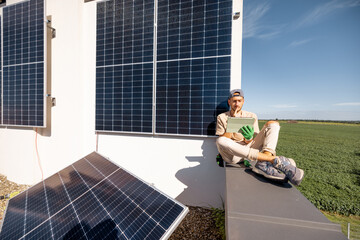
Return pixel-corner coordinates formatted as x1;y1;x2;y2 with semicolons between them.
226;117;255;133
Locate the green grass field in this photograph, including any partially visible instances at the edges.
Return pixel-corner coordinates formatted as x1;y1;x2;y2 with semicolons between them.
259;121;360;216
258;121;360;239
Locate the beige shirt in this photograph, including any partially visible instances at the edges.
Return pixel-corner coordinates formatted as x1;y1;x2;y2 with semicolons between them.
216;110;260;142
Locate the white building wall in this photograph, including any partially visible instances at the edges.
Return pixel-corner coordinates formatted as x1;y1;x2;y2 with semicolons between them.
0;0;242;208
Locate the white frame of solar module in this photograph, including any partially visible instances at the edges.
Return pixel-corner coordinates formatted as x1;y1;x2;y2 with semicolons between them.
152;0;157;135
0;200;7;232
231;0;243;89
0;0;47;128
0;151;189;240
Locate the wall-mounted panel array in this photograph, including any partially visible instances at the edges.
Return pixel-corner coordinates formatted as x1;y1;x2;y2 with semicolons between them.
1;0;46;127
96;0;232;136
0;152;188;240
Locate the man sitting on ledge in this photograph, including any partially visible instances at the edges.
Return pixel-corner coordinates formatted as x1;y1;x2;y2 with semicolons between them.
216;89;304;186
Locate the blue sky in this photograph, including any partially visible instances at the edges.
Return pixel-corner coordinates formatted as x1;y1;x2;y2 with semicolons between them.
241;0;360;120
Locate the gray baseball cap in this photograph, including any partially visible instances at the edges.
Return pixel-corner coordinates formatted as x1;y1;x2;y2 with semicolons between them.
228;89;244;99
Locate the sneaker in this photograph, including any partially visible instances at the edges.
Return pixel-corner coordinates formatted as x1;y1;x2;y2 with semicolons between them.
252;161;286;181
287;158;296;167
216;154;224;167
273;156;304;186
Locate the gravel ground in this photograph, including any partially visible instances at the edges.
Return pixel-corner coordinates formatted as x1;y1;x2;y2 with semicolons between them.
0;174;30;222
0;174;222;239
169;206;222;240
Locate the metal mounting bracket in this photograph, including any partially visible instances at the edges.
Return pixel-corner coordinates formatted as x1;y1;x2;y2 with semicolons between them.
46;20;56;39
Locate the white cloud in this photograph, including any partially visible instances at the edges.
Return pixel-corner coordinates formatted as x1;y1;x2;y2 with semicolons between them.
289;38;313;48
257;28;284;40
243;2;270;38
333;102;360;106
296;0;360;28
243;2;283;39
271;104;297;109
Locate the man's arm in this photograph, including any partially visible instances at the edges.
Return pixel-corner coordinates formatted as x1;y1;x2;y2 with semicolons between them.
220;132;232;138
216;114;231;138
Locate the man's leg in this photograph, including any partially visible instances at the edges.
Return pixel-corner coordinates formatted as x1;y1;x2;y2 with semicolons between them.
216;134;304;185
216;137;252;164
216;130;282;164
249;121;284;179
251;120;280;156
216;121;281;164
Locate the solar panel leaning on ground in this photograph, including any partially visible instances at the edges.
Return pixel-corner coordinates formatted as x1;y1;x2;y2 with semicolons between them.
96;0;232;136
1;0;46;127
0;152;188;240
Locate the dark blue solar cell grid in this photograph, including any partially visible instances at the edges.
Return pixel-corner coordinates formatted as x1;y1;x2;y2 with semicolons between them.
96;0;154;133
0;17;2;125
155;0;232;135
157;0;232;61
156;57;230;135
1;0;45;127
0;152;188;240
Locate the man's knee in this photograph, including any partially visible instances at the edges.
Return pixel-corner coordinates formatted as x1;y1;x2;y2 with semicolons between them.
265;120;280;127
216;136;229;147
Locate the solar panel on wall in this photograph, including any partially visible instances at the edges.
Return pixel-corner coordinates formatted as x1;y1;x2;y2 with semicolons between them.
1;0;46;127
0;17;2;125
96;0;154;133
96;0;232;136
156;0;232;135
0;152;188;240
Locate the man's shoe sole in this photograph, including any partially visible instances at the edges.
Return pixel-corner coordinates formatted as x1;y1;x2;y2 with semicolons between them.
252;167;286;181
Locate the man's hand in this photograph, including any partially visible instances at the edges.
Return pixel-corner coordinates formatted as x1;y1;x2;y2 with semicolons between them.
240;125;254;140
231;108;242;117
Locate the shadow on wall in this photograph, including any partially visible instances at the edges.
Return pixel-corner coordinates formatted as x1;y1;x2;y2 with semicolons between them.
206;100;229;135
175;139;226;208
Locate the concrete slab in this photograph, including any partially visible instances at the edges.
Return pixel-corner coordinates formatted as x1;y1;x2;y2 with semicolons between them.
225;163;347;240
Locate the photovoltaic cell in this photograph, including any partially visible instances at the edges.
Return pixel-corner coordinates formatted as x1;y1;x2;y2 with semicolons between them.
156;0;232;135
1;0;46;127
0;17;2;125
96;0;154;133
0;152;188;240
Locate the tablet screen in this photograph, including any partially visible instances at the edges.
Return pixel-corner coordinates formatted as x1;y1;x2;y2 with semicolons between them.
226;117;255;133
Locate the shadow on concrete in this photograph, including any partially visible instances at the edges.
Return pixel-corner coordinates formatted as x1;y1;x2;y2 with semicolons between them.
243;168;293;188
175;139;226;208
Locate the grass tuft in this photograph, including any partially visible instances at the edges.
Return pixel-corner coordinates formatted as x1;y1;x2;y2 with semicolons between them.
322;211;360;239
211;207;226;240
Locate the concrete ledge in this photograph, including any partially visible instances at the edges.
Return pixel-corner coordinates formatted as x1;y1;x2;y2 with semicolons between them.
225;163;347;240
